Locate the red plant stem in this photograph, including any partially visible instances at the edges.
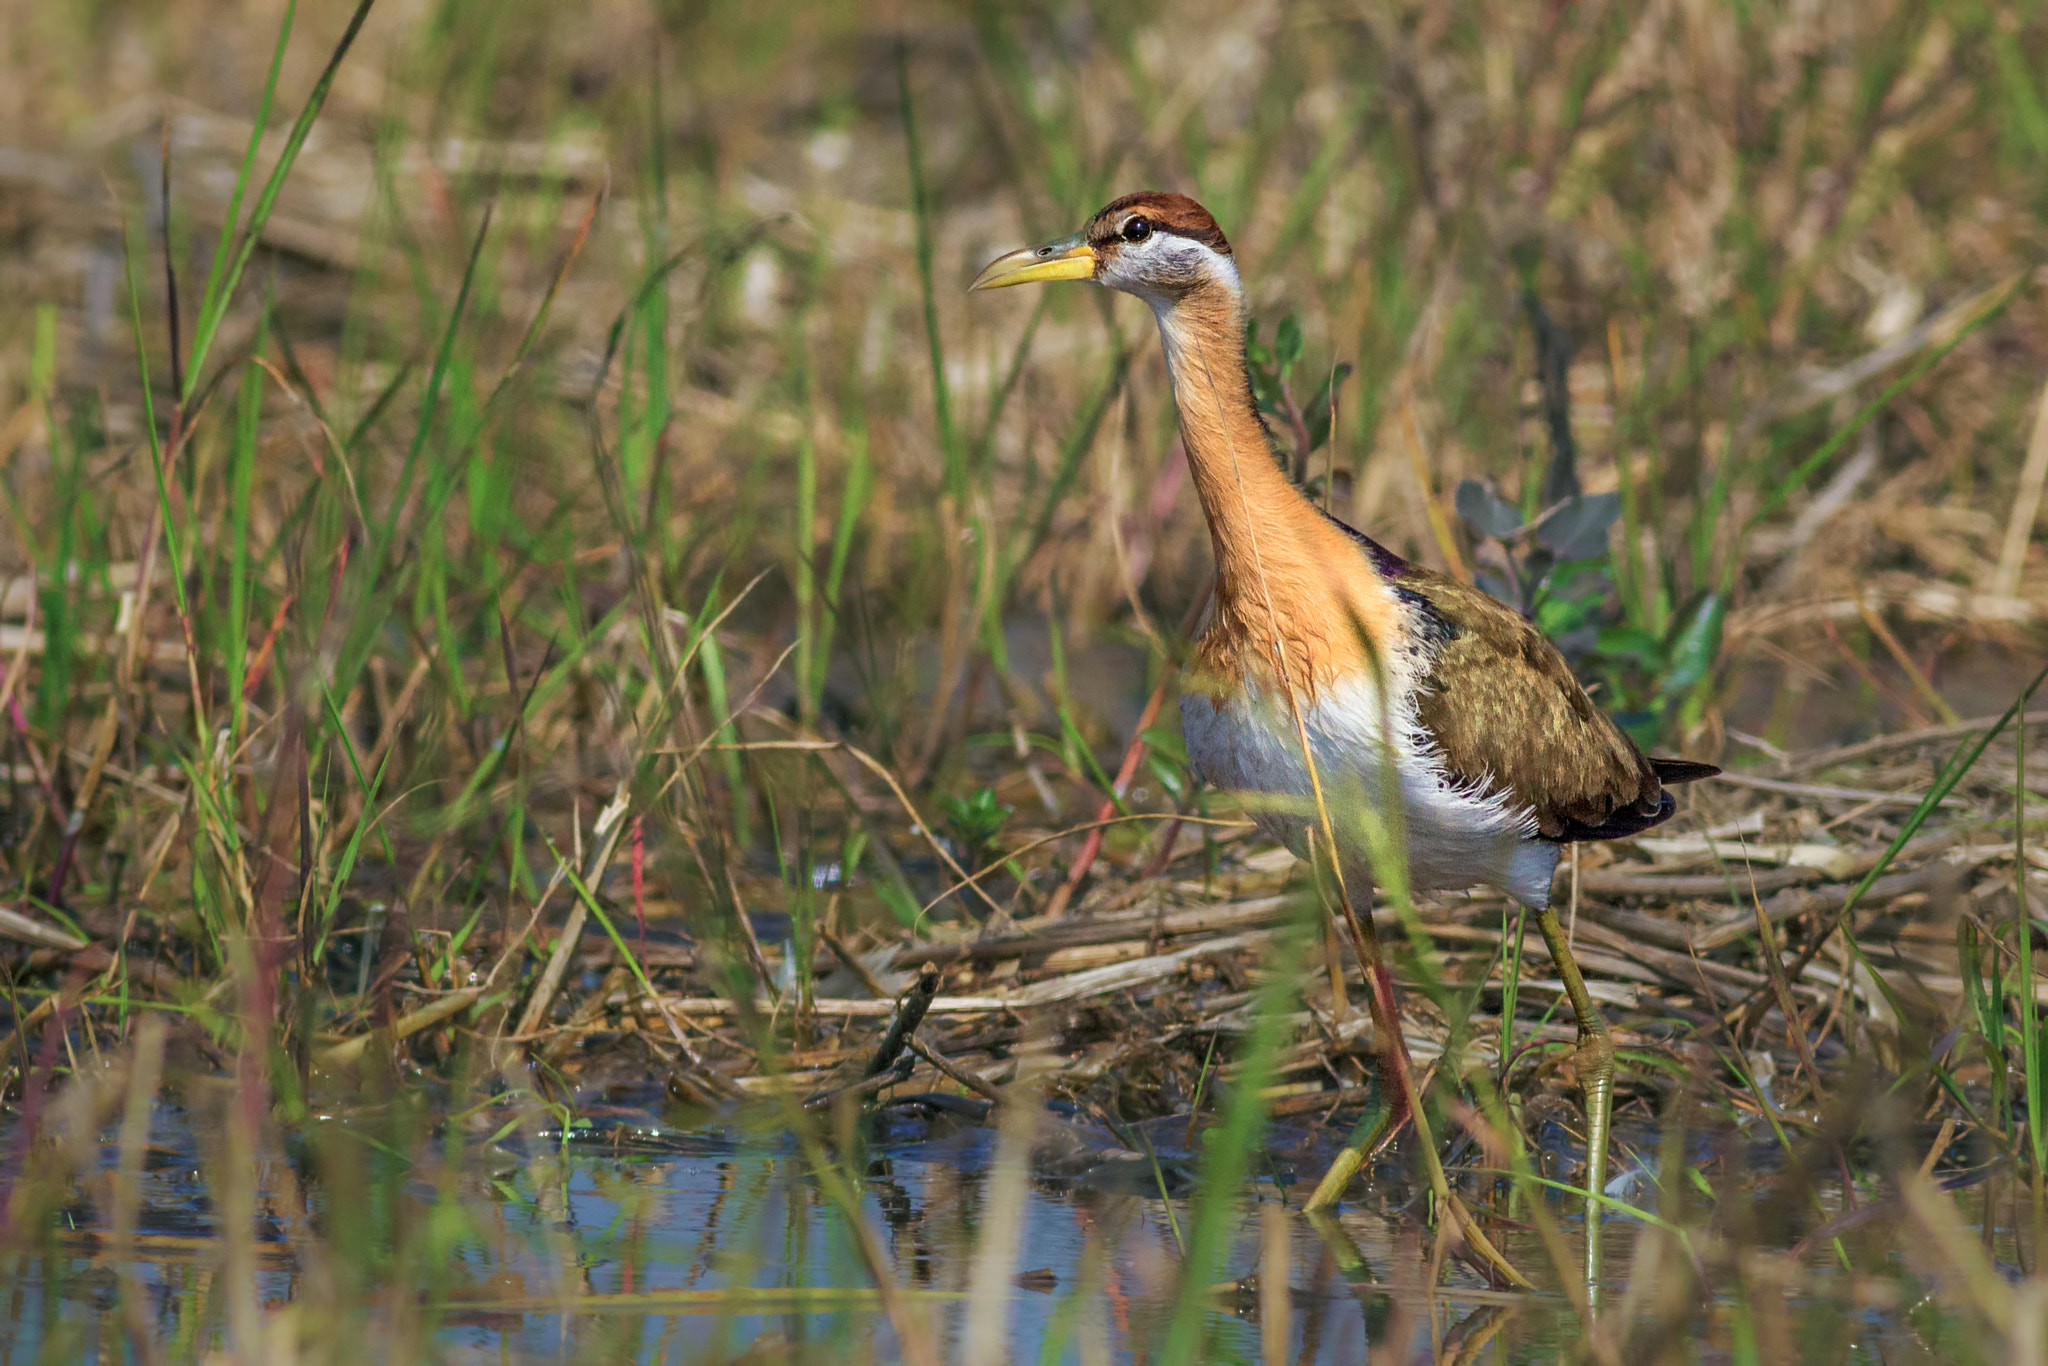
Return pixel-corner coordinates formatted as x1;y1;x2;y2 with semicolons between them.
1042;680;1168;920
1041;583;1212;920
1360;960;1414;1132
241;593;297;702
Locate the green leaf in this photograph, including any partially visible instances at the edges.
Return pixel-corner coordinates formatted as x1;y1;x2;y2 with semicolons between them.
874;879;923;928
1593;626;1663;666
1657;592;1726;700
1145;752;1187;804
1274;314;1304;373
1140;723;1187;766
938;786;1012;860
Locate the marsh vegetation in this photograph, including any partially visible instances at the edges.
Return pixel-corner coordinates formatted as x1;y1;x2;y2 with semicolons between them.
3;1;2048;1360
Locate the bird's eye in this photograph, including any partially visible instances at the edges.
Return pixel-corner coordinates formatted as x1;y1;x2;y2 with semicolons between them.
1122;216;1152;243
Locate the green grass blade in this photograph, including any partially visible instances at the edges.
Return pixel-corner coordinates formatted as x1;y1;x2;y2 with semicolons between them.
189;0;295;382
896;47;959;501
794;374;818;723
810;424;872;719
368;204;493;574
183;0;377;401
121;205;189;631
1789;663;2048;1025
321;684;397;866
1157;916;1309;1362
544;832;663;1015
1844;662;2047;925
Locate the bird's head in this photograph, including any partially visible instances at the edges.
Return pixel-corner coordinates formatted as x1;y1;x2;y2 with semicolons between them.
969;192;1237;309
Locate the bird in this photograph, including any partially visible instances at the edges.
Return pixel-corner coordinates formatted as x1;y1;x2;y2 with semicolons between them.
971;191;1717;1269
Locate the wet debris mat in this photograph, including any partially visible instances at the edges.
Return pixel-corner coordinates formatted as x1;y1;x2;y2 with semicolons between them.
489;709;2048;1167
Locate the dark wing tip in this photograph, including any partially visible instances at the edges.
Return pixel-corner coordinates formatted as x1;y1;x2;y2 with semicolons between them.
1545;760;1711;845
1650;758;1721;784
1546;790;1675;844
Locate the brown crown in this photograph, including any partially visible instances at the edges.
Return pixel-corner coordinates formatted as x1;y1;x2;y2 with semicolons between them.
1088;192;1232;256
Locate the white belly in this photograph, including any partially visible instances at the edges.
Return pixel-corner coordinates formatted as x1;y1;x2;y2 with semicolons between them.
1180;677;1559;909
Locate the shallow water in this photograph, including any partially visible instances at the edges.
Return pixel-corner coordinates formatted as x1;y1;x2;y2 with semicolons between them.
3;1079;1993;1364
1;1102;1518;1361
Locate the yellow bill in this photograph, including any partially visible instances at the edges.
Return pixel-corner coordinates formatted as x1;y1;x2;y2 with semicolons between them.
968;233;1095;290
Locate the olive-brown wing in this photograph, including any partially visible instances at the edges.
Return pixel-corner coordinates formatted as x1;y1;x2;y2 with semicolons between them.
1400;570;1668;841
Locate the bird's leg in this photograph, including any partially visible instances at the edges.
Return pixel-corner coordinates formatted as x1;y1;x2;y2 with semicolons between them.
1306;880;1407;1209
1305;878;1533;1291
1534;905;1614;1308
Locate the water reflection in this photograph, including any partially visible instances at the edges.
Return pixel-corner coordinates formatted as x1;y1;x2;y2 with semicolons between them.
0;1088;2001;1362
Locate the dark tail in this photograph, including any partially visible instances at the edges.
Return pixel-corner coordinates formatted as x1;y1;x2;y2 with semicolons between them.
1651;757;1721;785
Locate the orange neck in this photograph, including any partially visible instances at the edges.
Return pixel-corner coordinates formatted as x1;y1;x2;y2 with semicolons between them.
1153;283;1310;593
1153;281;1401;695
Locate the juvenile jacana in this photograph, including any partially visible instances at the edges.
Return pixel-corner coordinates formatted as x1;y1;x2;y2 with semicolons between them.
972;192;1716;1262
